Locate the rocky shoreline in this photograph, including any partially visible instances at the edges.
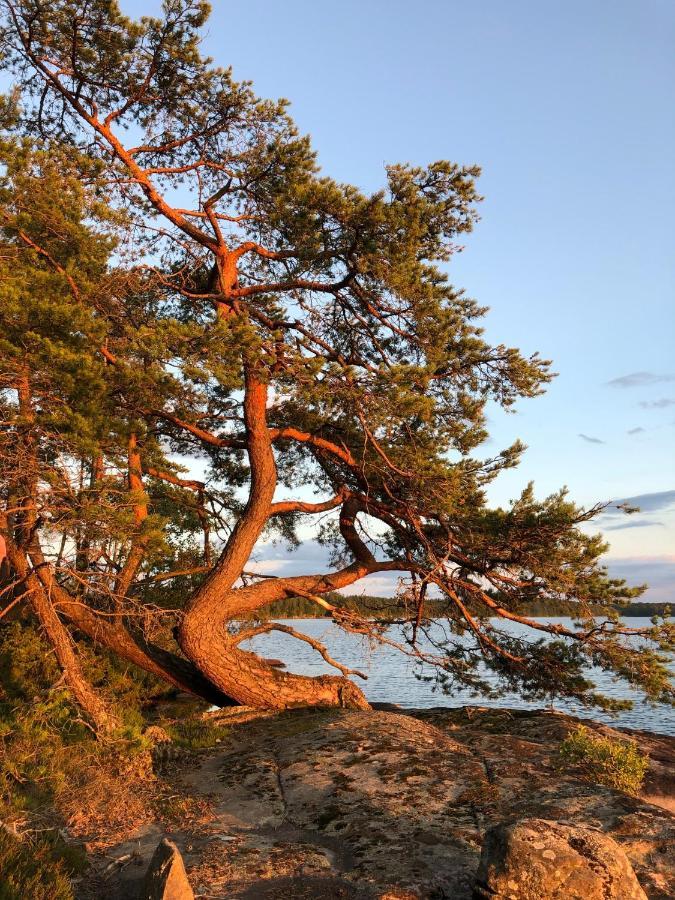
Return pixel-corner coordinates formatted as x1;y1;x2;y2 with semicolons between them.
78;706;675;899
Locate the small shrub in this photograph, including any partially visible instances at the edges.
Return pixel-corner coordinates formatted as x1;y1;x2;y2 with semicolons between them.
0;621;156;847
559;724;648;795
0;829;76;900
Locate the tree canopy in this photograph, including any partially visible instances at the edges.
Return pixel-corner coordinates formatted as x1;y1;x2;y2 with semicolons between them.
0;0;672;727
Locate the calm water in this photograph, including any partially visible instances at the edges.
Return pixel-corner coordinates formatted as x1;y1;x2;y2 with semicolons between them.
246;617;675;736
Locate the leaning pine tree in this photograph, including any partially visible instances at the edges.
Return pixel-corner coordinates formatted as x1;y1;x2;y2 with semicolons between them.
0;0;672;717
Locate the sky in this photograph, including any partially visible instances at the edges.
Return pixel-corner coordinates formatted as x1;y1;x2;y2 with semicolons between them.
117;1;673;600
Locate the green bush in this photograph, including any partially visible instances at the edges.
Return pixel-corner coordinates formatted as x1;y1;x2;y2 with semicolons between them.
0;623;93;819
0;829;76;900
0;621;161;812
0;620;158;890
559;724;648;795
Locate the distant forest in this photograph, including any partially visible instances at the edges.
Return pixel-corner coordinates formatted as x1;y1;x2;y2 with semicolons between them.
262;593;672;620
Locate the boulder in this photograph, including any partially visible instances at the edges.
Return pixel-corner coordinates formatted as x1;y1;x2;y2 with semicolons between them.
473;817;647;899
141;838;194;900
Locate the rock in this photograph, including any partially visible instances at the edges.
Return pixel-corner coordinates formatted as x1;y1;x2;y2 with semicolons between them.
85;708;674;899
141;838;194;900
473;817;648;899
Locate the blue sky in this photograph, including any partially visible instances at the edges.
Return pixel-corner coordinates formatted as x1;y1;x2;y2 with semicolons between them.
121;0;675;599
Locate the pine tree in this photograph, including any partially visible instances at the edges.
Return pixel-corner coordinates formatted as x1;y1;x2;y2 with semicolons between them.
0;0;672;712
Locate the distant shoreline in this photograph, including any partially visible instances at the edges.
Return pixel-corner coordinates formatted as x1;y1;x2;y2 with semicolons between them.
253;609;672;622
256;595;672;621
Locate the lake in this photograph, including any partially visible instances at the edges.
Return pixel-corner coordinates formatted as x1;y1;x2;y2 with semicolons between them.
246;617;675;736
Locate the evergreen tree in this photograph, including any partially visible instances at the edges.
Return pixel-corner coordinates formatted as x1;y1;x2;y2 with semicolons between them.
0;0;672;712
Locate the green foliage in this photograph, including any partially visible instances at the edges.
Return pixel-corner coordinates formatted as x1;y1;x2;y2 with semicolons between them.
0;623;88;816
0;620;160;823
558;725;649;795
166;718;228;749
0;829;76;900
0;618;175;894
0;0;671;715
0;623;92;897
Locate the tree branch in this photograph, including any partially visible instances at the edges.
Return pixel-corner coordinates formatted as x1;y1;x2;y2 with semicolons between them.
233;622;367;679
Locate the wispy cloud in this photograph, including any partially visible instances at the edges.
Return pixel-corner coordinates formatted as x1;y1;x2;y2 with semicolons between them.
605;520;664;531
578;433;605;444
627;427;645;435
248;539;329;572
600;489;675;516
342;573;403;597
639;398;675;409
607;372;675;388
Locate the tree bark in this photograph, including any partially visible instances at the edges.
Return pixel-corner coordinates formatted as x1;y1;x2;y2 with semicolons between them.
180;573;372;709
25;544;238;707
179;370;370;709
30;569;121;735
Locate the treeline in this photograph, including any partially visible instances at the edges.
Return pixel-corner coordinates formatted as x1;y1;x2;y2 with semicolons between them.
617;601;672;618
258;593;413;619
262;593;671;620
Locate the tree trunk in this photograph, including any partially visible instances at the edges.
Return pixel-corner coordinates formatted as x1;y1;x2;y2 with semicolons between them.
182;619;370;709
31;581;121;736
180;565;372;710
178;371;370;709
7;545;120;736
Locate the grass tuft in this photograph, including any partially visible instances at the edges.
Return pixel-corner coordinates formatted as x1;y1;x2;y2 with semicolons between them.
167;718;228;749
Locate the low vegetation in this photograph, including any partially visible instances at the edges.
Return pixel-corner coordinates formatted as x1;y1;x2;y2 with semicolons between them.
167;718;229;750
0;618;208;890
0;829;78;900
559;724;649;795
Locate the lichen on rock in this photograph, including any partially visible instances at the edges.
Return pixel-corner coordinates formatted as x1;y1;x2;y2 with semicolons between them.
473;817;647;899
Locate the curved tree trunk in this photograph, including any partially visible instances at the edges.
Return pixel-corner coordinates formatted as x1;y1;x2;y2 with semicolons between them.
180;548;378;710
179;370;370;709
10;368;373;712
180;578;371;710
182;632;370;709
